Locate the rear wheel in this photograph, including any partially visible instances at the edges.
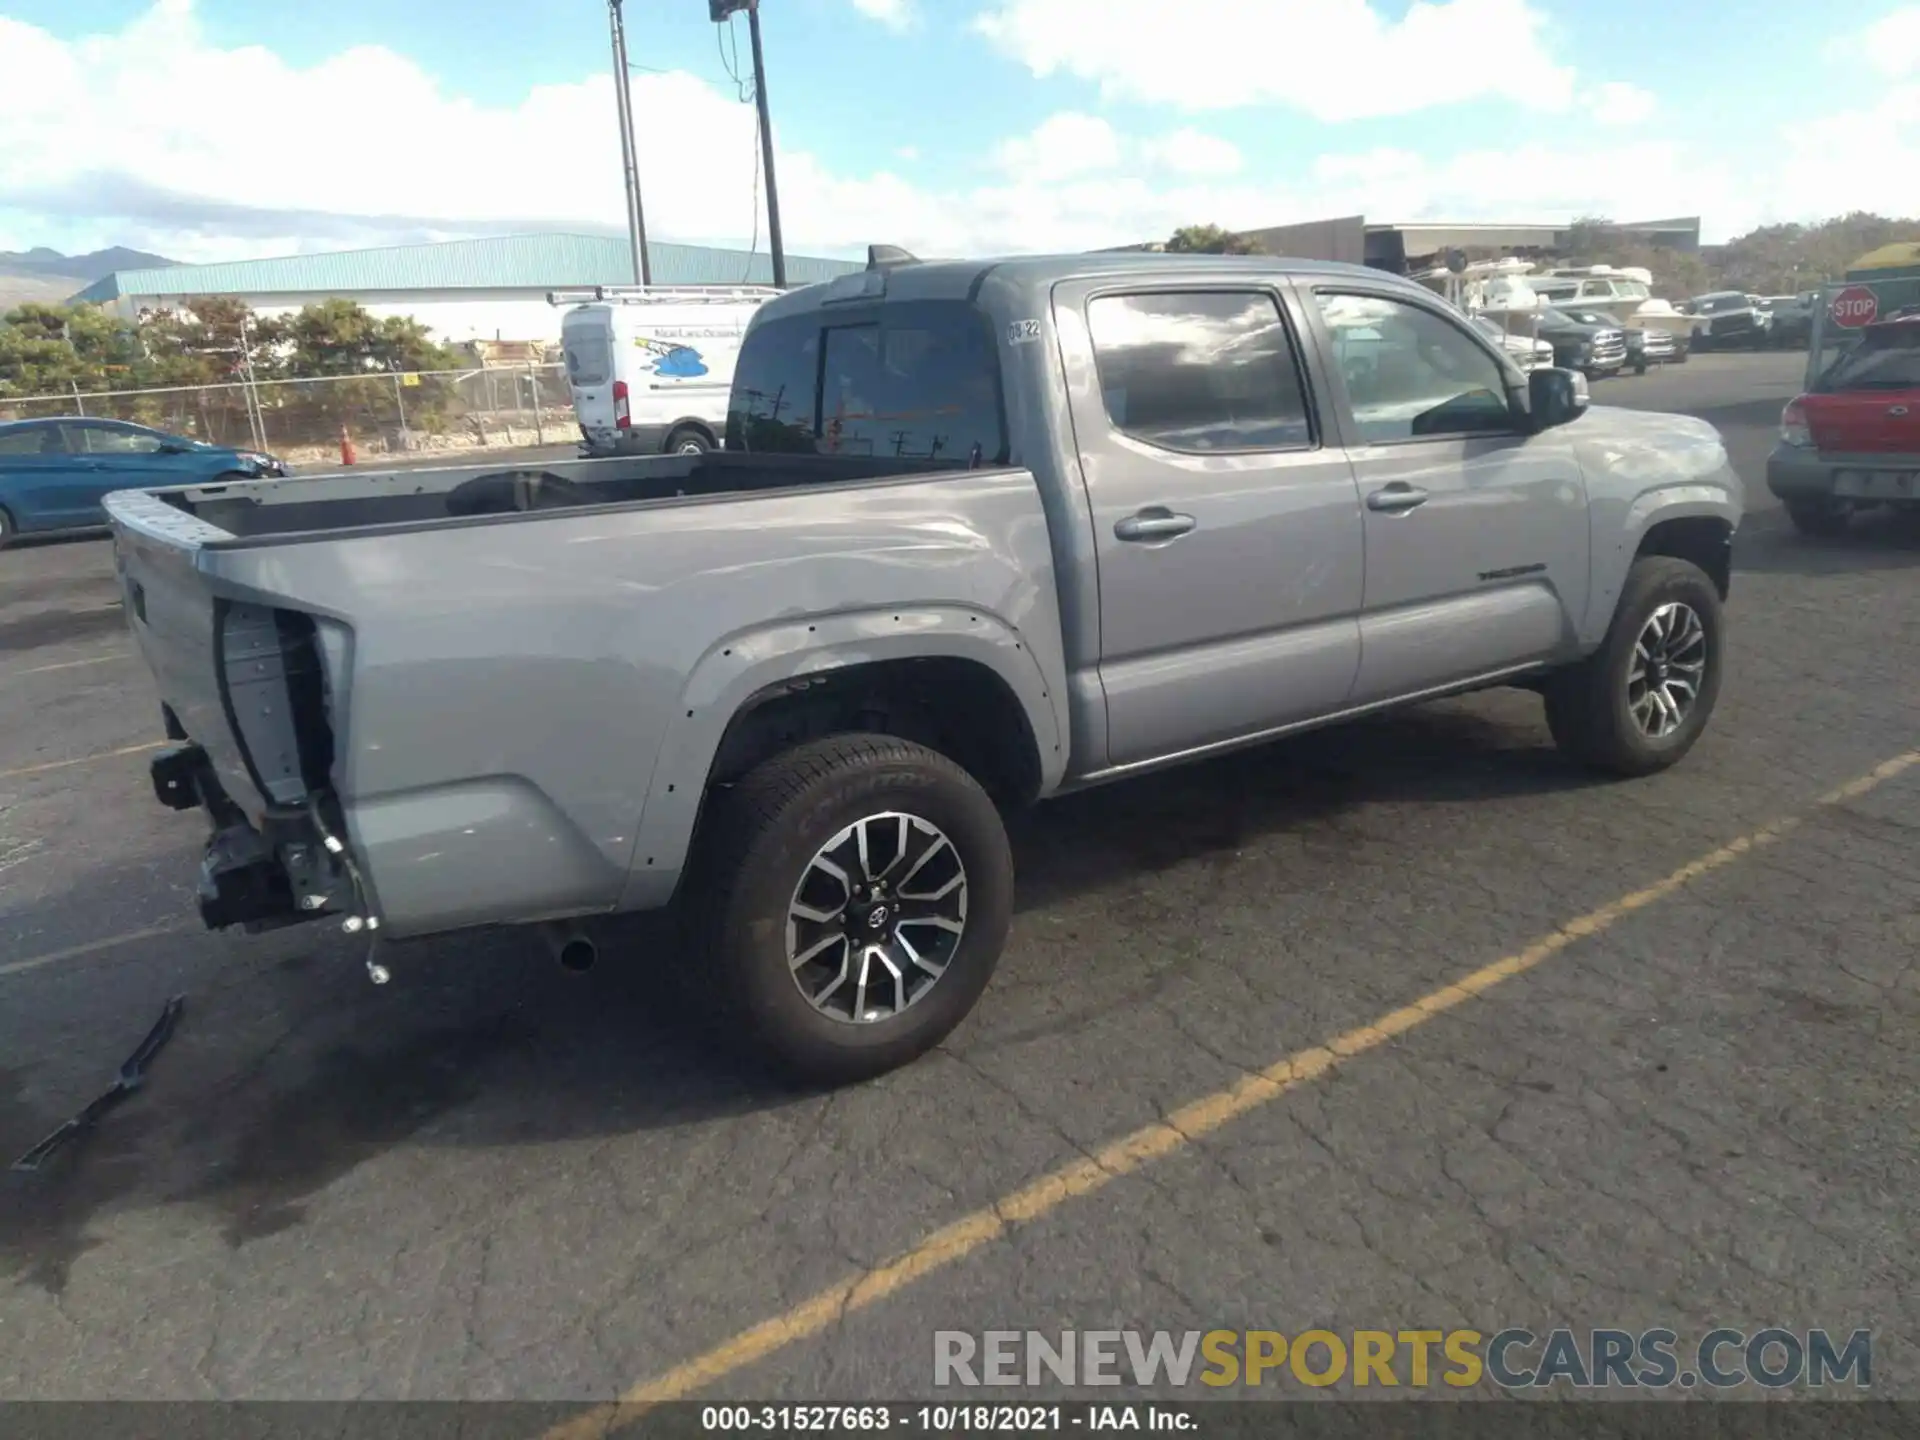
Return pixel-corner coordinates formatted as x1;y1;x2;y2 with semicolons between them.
665;425;714;456
0;506;12;547
685;733;1014;1085
1784;496;1852;538
1544;556;1724;777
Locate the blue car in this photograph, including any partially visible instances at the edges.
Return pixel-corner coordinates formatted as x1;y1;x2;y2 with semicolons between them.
0;416;288;546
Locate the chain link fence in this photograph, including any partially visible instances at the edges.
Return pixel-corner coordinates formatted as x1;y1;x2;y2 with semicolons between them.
0;365;578;465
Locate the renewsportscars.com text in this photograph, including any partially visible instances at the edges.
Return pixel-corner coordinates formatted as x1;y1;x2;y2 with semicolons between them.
933;1328;1872;1391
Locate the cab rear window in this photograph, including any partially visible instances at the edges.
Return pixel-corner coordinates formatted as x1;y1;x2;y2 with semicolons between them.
727;300;1007;466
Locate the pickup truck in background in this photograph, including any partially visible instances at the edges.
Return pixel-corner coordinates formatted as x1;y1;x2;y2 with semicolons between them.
1532;306;1630;378
1682;291;1768;351
106;249;1743;1084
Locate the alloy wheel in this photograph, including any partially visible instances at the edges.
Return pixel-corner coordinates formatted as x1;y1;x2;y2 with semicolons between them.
785;812;969;1024
1628;601;1707;739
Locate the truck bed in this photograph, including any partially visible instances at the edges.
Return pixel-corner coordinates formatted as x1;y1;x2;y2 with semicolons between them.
104;452;1072;941
157;451;980;542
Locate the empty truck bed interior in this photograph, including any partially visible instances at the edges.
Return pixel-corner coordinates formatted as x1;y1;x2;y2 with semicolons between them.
169;452;975;540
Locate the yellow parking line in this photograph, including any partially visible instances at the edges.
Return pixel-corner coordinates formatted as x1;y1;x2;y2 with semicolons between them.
540;747;1920;1440
11;651;133;677
0;739;165;782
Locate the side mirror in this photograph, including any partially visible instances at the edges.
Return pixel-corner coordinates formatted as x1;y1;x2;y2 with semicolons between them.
1528;366;1589;432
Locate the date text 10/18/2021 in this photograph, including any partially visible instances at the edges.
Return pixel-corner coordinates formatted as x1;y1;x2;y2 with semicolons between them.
700;1407;1190;1432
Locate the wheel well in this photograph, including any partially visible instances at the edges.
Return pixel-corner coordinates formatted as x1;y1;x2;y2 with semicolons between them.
1637;515;1732;599
665;420;716;447
705;657;1044;810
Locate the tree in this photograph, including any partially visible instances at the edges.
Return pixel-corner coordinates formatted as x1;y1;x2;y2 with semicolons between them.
278;298;458;376
0;302;147;398
1165;224;1265;255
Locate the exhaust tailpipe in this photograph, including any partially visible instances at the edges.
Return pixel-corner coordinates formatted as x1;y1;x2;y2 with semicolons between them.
543;922;597;973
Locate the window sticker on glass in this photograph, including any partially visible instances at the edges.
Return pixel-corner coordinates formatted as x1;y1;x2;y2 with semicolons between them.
1007;319;1042;344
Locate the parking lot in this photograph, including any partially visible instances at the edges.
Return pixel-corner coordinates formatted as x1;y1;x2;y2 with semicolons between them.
2;351;1916;1403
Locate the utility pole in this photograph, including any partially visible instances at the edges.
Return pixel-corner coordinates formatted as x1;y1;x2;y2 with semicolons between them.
713;0;787;288
609;0;652;285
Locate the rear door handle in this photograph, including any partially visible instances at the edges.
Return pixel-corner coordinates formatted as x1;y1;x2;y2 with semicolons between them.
1114;507;1196;542
1366;483;1429;513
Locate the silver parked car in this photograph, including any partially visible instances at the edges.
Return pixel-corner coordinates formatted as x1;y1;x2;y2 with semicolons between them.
107;248;1744;1083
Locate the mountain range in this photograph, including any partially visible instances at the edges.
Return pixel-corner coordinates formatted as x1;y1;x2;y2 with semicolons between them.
0;246;180;310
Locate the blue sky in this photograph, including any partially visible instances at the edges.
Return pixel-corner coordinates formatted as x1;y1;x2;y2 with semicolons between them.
3;0;1917;264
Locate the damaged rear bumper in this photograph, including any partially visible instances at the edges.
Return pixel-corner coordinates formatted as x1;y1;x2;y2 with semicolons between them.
150;740;356;933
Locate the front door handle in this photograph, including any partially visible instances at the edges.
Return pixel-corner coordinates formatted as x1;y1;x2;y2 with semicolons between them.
1366;482;1429;513
1114;507;1196;542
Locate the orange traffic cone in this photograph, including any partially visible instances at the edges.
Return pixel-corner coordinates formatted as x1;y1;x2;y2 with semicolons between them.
340;426;357;466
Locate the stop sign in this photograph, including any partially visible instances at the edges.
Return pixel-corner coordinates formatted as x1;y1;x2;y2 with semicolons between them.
1830;285;1879;328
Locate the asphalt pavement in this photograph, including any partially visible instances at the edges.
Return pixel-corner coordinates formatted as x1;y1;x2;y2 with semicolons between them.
2;351;1916;1407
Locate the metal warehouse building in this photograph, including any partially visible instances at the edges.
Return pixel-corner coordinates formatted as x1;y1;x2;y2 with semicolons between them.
73;233;865;346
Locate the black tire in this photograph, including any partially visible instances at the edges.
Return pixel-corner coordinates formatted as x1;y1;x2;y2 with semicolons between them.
1543;556;1724;777
664;425;714;456
0;506;12;548
1633;361;1648;376
684;733;1014;1085
1671;348;1688;365
1783;496;1852;538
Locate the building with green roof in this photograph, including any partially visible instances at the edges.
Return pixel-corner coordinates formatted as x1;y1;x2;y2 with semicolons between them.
72;232;865;345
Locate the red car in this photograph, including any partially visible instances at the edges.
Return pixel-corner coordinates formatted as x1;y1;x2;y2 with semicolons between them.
1766;300;1920;535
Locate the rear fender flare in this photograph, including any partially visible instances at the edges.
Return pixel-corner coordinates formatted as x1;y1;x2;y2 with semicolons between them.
617;605;1066;908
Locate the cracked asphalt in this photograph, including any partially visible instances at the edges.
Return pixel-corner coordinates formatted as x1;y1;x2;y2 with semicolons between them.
1;352;1916;1403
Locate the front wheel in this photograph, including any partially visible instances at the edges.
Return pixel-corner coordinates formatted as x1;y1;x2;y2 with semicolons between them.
687;733;1014;1085
1543;556;1724;777
0;505;13;548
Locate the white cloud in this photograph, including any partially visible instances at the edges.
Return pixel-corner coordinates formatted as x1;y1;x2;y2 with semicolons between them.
972;0;1577;120
4;0;1914;279
1775;82;1920;218
1142;129;1244;177
1586;81;1657;127
850;0;914;31
990;111;1123;181
1834;5;1920;78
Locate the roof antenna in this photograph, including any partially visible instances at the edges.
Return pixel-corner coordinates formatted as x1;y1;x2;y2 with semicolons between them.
868;244;919;270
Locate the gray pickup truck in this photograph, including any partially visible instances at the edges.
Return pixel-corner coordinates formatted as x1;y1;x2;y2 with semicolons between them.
105;250;1743;1083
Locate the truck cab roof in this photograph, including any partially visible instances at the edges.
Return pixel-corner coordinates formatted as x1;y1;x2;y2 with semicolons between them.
753;251;1430;323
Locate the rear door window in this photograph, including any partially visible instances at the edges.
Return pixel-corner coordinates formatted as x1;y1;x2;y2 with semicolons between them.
563;324;613;387
727;301;1006;464
1085;290;1314;452
0;427;56;455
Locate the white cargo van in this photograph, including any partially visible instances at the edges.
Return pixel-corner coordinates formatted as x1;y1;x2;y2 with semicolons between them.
552;285;781;456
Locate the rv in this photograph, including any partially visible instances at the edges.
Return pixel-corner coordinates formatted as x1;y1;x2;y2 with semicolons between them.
551;285;782;457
